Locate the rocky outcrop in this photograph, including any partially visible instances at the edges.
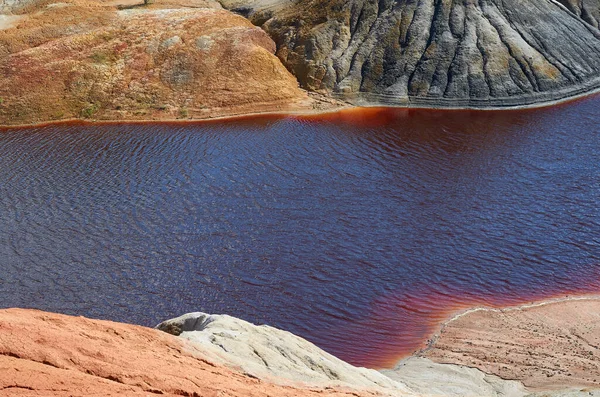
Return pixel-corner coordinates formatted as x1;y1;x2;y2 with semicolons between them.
1;303;600;396
0;0;312;125
0;307;527;397
2;0;600;124
155;308;600;397
420;297;600;391
156;312;411;391
0;308;397;397
224;0;600;108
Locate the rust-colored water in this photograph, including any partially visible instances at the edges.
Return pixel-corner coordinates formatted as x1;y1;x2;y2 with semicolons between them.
1;95;599;368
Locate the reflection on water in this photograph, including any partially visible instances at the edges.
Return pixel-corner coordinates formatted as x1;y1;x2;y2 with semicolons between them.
1;96;599;368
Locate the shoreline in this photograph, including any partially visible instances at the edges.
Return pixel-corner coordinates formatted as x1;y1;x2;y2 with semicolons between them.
345;77;600;111
414;294;600;391
8;293;600;368
1;294;599;395
1;87;599;130
413;293;600;361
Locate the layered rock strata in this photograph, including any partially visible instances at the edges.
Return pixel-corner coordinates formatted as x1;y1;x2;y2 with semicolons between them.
226;0;600;108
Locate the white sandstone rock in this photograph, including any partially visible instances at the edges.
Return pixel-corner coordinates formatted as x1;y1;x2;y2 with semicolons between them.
157;312;413;393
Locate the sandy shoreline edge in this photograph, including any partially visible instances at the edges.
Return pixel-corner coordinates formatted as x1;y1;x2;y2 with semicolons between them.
1;86;599;130
415;295;600;392
439;294;600;333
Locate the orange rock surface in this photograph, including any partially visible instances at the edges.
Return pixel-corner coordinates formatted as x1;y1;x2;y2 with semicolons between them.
0;308;389;396
0;0;318;126
422;297;600;390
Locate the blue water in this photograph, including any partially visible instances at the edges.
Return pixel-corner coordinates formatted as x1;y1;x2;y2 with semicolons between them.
0;97;599;367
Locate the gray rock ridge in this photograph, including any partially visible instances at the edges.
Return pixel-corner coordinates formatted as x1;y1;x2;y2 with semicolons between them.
156;312;413;393
556;0;600;29
222;0;600;108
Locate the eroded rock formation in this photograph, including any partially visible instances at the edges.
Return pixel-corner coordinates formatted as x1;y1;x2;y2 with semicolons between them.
0;308;397;396
226;0;600;108
556;0;600;29
156;312;535;397
2;0;600;123
1;302;600;396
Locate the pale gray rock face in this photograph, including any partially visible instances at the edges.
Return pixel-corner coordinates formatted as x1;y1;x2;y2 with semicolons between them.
223;0;600;108
156;312;413;393
383;357;528;397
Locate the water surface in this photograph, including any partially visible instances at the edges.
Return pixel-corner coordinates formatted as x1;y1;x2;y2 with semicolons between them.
1;97;599;367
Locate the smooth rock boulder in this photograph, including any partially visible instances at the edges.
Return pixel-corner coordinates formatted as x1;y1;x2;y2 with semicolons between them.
156;312;412;392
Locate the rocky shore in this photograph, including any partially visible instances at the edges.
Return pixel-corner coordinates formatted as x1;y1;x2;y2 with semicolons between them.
1;297;599;396
1;0;600;125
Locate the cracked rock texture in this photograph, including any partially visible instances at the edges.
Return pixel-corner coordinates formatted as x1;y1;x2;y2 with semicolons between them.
229;0;600;108
421;298;600;390
382;357;528;397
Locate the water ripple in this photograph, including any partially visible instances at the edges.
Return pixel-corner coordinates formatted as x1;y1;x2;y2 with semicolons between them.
1;97;600;367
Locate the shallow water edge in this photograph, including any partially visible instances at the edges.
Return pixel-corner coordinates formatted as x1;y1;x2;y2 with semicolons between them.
1;88;600;130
